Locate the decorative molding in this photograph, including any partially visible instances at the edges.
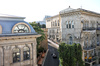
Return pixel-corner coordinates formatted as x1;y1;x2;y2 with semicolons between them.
2;46;11;50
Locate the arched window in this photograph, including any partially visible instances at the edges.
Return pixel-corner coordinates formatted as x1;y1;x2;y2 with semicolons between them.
66;21;68;28
23;46;30;60
69;21;71;28
13;48;20;63
13;24;29;33
12;23;31;33
69;36;73;44
72;21;74;28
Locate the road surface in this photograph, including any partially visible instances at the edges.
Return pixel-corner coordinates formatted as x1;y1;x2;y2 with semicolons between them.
43;44;59;66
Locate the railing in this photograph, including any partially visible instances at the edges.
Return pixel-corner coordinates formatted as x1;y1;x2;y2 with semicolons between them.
85;57;96;63
82;27;96;30
96;27;100;30
83;27;100;30
83;45;96;50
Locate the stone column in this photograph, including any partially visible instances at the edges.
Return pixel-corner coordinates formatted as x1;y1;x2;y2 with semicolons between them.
88;34;90;47
90;63;92;66
95;34;97;47
33;40;37;66
21;48;23;61
3;46;11;66
0;47;3;66
20;47;23;66
9;46;13;64
30;44;33;66
82;51;84;61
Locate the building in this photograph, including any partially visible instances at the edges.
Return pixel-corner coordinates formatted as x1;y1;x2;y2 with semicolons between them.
36;15;51;25
46;15;61;43
46;7;100;66
0;14;41;66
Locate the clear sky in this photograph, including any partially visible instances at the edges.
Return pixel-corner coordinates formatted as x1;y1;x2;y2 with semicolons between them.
0;0;99;22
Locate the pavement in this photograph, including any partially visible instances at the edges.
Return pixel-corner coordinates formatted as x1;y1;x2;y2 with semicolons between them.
43;44;59;66
48;39;59;49
38;52;46;66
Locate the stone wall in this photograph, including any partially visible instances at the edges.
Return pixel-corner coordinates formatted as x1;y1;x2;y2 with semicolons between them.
0;35;40;66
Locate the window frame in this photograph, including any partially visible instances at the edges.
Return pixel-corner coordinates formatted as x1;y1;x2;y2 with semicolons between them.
23;46;30;60
12;48;21;63
66;21;68;28
69;21;71;28
72;21;74;28
12;22;31;33
69;36;73;44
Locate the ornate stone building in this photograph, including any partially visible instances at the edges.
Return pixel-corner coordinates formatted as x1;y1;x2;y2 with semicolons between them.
46;7;100;66
46;15;61;43
0;14;41;66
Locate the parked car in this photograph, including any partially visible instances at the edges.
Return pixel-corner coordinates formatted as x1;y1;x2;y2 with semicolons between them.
51;53;57;58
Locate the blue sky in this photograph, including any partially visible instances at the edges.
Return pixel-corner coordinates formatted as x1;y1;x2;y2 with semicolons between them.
0;0;99;22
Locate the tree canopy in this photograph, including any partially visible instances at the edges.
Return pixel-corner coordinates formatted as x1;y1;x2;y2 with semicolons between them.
58;43;84;66
29;22;46;48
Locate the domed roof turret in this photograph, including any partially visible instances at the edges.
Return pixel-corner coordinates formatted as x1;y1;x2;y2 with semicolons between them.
0;14;37;35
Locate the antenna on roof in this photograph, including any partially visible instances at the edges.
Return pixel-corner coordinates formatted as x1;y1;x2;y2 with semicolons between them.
69;6;70;8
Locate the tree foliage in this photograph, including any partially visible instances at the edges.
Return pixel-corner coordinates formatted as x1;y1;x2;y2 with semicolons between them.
29;22;46;49
58;43;84;66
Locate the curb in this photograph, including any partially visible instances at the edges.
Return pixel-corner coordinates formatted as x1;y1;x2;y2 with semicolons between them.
42;49;49;66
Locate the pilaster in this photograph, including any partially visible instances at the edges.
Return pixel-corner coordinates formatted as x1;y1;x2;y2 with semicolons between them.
32;40;37;66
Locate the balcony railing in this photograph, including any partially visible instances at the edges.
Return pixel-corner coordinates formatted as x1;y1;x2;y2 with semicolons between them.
96;27;100;30
83;27;100;30
83;46;96;50
82;27;96;30
85;57;96;63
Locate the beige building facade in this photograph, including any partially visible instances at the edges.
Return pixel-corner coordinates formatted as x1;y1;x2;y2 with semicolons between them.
46;15;61;43
0;15;40;66
46;7;100;66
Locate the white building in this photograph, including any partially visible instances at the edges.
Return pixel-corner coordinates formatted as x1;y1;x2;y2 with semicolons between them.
46;7;100;66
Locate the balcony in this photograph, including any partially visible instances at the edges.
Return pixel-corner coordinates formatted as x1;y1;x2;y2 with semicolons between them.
96;27;100;30
83;46;96;50
82;27;96;31
85;56;97;63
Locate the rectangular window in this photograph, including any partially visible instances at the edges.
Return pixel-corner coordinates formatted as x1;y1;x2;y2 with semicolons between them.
72;21;74;28
58;20;59;26
66;21;68;28
69;21;71;28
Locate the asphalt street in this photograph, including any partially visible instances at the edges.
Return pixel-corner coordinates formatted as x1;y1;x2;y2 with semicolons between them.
43;44;59;66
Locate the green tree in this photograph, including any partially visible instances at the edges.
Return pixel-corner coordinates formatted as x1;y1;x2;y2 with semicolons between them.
29;22;46;55
58;43;84;66
41;24;46;28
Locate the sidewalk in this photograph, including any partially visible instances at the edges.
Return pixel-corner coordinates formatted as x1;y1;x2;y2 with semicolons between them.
48;39;59;49
38;52;46;66
37;49;49;66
